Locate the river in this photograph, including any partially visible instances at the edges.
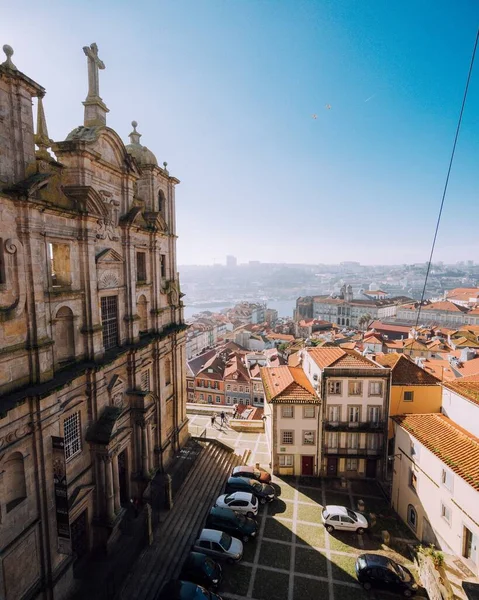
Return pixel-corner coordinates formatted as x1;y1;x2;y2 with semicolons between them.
183;298;297;321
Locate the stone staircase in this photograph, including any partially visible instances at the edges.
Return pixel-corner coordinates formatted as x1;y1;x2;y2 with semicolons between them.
119;441;243;600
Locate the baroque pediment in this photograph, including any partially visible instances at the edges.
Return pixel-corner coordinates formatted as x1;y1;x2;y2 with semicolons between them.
96;248;124;264
120;206;149;229
86;406;123;445
144;211;168;233
63;185;109;218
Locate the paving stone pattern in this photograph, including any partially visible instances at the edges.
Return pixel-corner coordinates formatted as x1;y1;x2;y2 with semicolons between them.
121;415;423;600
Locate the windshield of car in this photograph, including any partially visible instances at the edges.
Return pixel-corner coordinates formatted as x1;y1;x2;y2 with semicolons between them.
224;494;233;503
193;586;211;600
203;557;217;577
346;509;358;521
251;481;262;492
357;556;367;570
395;563;411;582
219;532;232;550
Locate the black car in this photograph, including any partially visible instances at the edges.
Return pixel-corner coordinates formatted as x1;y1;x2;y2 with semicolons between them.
180;552;222;589
156;579;223;600
355;553;419;597
225;476;275;504
205;506;258;542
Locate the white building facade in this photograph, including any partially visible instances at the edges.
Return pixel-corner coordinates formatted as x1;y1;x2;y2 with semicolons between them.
392;413;479;576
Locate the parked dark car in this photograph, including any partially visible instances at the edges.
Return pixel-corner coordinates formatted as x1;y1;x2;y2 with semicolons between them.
205;506;258;542
225;476;275;504
231;465;272;484
156;579;223;600
355;554;419;597
180;552;222;589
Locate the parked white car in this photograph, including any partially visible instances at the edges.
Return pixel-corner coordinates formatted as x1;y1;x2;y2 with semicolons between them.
193;529;243;563
215;492;258;518
321;505;368;534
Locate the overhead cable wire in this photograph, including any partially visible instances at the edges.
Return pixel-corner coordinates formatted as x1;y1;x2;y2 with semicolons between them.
414;28;479;331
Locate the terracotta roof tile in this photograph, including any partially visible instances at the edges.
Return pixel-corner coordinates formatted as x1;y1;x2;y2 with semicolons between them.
375;353;440;385
307;347;345;368
307;347;382;369
442;376;479;406
393;413;479;490
261;366;319;404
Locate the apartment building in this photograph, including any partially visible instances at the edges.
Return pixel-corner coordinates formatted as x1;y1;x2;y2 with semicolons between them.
261;366;321;476
303;348;390;479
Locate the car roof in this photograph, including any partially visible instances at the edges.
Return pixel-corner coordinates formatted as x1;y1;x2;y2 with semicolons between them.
209;506;236;518
198;528;223;542
158;580;199;599
233;465;254;473
226;491;253;502
185;551;208;568
227;476;255;485
361;553;393;567
325;505;350;515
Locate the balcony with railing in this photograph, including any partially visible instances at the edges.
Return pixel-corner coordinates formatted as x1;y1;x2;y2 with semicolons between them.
324;420;385;432
323;444;384;457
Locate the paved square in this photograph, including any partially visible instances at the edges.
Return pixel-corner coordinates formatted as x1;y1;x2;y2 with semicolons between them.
187;416;422;600
218;476;424;600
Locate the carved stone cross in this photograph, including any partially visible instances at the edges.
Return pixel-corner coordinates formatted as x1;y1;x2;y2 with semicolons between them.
83;43;105;99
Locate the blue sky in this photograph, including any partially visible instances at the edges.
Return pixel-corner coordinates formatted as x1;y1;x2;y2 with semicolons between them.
2;1;479;265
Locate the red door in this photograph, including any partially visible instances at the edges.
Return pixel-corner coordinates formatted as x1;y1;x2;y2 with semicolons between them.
301;456;314;476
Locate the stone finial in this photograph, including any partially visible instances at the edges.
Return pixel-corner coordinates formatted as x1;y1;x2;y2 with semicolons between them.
128;121;142;145
2;44;17;69
34;95;52;160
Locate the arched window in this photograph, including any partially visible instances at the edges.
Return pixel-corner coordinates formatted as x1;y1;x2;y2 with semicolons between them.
4;452;26;512
407;504;417;531
137;295;148;333
54;306;75;364
165;357;172;386
158;189;166;213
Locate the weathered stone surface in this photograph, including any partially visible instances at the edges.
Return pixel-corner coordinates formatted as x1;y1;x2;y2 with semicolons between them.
0;43;188;600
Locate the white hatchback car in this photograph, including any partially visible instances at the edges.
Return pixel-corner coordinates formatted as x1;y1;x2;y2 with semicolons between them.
215;492;258;518
321;505;368;534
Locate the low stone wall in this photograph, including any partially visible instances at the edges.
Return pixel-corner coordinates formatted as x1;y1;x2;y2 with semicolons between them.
229;419;264;433
186;403;235;416
416;552;454;600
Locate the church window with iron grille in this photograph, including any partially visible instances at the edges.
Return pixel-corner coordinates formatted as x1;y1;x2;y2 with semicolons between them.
101;296;119;350
64;412;82;461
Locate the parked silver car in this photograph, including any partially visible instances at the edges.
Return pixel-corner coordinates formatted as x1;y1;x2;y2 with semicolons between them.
193;529;243;564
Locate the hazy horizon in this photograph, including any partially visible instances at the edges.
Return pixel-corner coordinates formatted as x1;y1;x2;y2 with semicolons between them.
2;1;479;265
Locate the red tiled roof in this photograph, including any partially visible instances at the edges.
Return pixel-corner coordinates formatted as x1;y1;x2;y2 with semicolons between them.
369;321;411;334
307;347;345;368
375;353;440;385
442;375;479;406
308;347;382;370
446;288;479;302
393;413;479;491
422;301;468;313
261;366;319;404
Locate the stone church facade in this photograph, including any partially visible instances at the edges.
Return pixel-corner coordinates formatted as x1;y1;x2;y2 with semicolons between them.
0;43;188;599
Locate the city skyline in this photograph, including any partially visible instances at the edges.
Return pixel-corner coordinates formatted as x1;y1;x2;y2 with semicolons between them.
2;1;479;265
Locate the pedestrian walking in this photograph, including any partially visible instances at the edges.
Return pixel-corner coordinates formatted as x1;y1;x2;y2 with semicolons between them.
220;411;226;426
211;414;216;428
